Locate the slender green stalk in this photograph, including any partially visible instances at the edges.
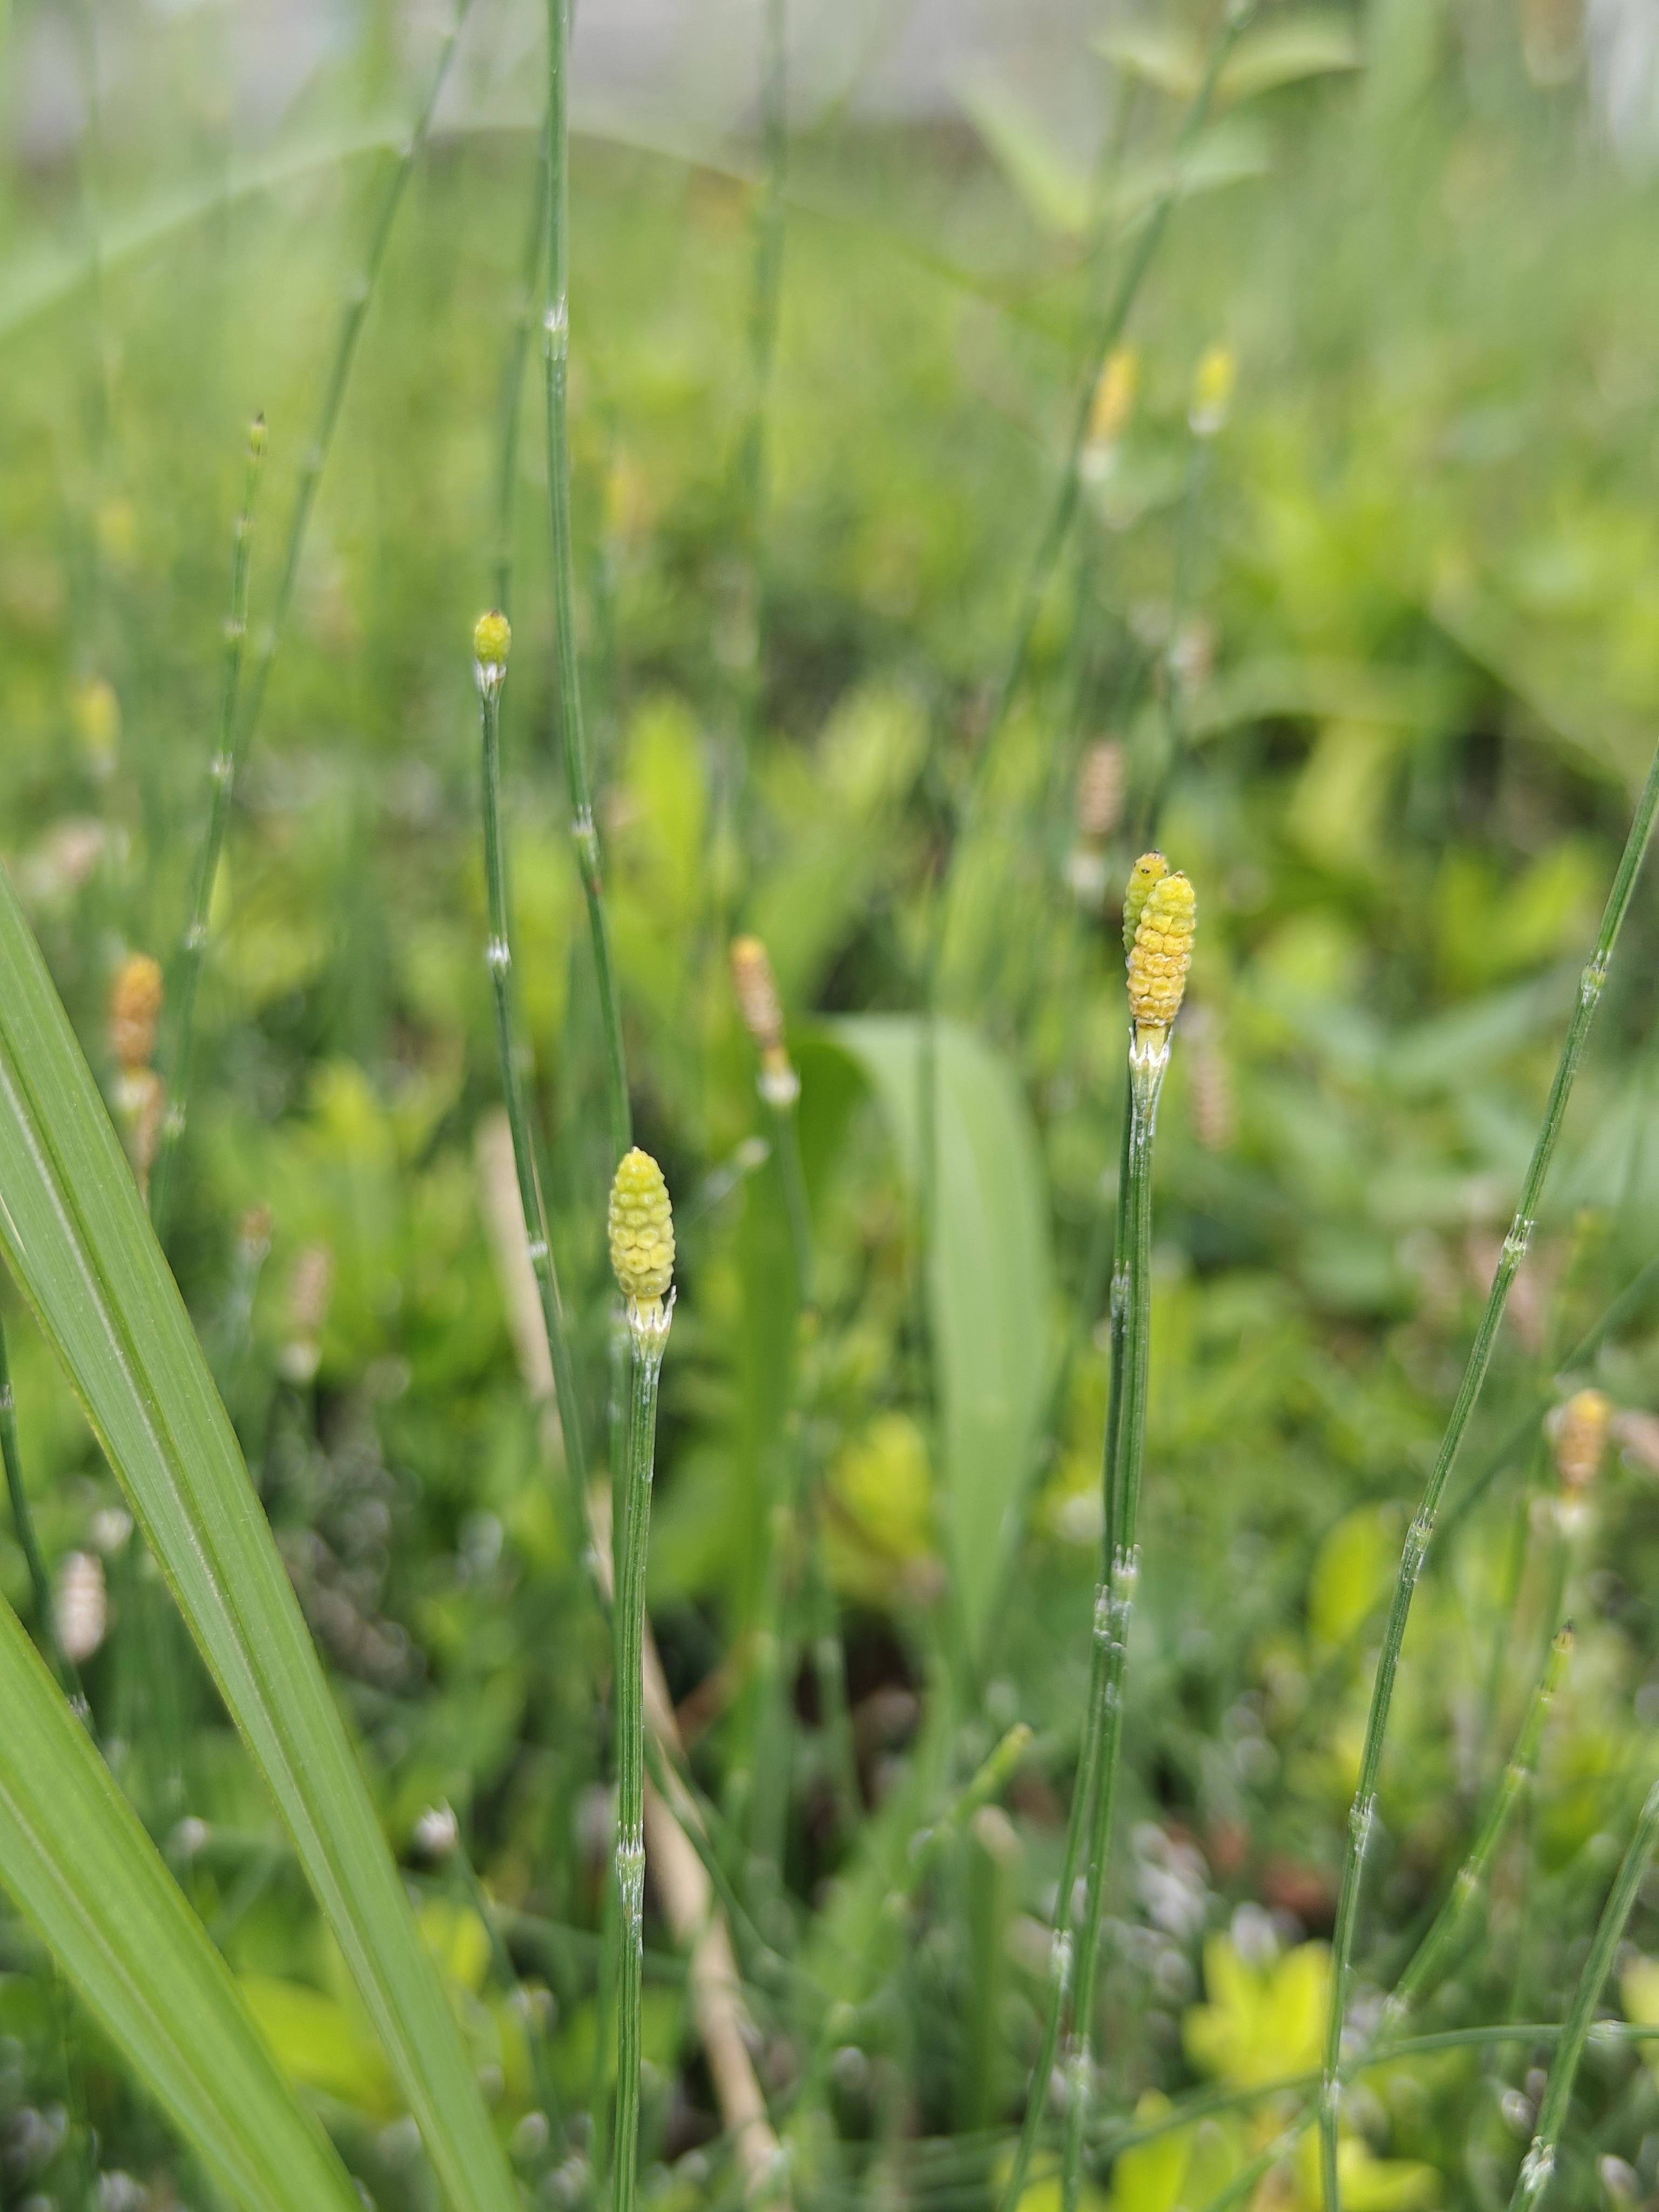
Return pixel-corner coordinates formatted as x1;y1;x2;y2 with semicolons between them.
149;418;265;1235
1391;1622;1571;2027
0;1312;77;1700
494;117;551;619
611;1296;671;2212
544;0;631;1165
998;1062;1135;2212
241;1;469;757
1057;1030;1167;2212
1507;1771;1659;2212
949;2;1252;864
474;629;590;1520
1320;734;1659;2212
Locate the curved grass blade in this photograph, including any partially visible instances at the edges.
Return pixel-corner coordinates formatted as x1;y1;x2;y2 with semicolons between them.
0;1590;361;2212
0;862;518;2212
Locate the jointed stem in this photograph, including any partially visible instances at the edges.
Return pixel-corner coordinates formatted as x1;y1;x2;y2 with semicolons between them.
494;116;551;621
0;1312;77;1701
612;1312;669;2212
1507;1771;1659;2212
999;1050;1151;2212
1058;1036;1165;2212
477;671;590;1515
152;5;467;1229
1319;734;1659;2212
544;0;631;1165
149;422;264;1234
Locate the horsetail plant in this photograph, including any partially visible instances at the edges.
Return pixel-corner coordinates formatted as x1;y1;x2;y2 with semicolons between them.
544;0;630;1164
1319;733;1659;2212
1002;855;1195;2212
149;413;264;1233
473;612;590;1523
606;1147;676;2212
1507;1762;1659;2212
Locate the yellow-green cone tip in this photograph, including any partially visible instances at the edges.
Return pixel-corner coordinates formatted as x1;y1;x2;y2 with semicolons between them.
473;610;511;671
609;1148;675;1307
1122;851;1169;955
1127;871;1196;1031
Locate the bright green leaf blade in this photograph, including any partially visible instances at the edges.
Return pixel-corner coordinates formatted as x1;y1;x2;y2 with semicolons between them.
826;1016;1054;1653
0;864;518;2212
1218;13;1364;101
0;1594;361;2212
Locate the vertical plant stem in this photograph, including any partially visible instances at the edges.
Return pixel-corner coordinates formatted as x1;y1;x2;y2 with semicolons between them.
0;1312;77;1701
1506;1770;1659;2212
495;117;551;621
612;1310;669;2212
477;658;590;1515
239;0;471;758
1319;734;1659;2212
149;421;265;1235
1058;1033;1165;2212
1000;1058;1139;2212
544;0;631;1165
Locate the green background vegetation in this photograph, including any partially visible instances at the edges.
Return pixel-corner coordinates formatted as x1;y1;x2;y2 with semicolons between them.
6;1;1659;2208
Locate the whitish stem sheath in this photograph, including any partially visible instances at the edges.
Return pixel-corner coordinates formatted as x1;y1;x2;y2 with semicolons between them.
149;421;265;1235
1505;1770;1659;2212
544;0;631;1165
477;655;590;1511
1058;1030;1166;2212
1320;733;1659;2212
612;1297;671;2212
0;1313;78;1701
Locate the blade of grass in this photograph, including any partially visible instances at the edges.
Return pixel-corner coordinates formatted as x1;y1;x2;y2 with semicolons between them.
0;862;519;2212
0;1309;77;1696
1319;734;1659;2212
0;1588;362;2212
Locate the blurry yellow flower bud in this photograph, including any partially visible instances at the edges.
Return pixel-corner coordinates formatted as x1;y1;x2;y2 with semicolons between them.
730;936;785;1055
1087;347;1139;454
473;609;511;684
248;413;268;460
1122;851;1169;955
609;1148;675;1312
1553;1387;1611;1495
1127;871;1196;1034
1189;344;1237;438
109;953;163;1073
71;676;122;775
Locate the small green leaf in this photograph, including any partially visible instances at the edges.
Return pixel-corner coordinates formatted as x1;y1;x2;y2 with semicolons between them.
0;864;518;2212
825;1016;1054;1653
0;1595;362;2212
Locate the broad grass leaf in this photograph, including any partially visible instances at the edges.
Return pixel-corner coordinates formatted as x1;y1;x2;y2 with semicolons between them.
0;1595;362;2212
0;864;517;2212
825;1016;1054;1655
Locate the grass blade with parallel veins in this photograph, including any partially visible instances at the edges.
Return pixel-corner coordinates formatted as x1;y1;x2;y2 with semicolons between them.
0;1592;362;2212
0;860;518;2212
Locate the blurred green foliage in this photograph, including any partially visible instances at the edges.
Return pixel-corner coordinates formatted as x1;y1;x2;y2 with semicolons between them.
9;0;1659;2206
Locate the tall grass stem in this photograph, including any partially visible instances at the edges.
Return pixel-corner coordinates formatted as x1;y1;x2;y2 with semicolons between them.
544;0;631;1165
494;117;550;619
1506;1770;1659;2212
149;420;265;1234
611;1301;671;2212
476;647;591;1513
1319;735;1659;2212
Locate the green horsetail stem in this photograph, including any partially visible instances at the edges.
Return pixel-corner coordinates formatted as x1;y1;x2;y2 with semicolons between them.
607;1148;675;2212
1319;732;1659;2212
